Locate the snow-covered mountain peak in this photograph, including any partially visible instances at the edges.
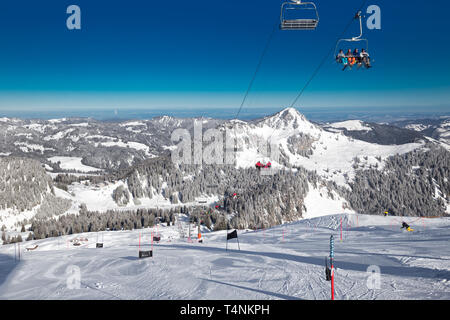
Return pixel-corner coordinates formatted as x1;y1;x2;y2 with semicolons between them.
251;107;323;141
259;107;309;128
155;115;175;124
279;107;306;119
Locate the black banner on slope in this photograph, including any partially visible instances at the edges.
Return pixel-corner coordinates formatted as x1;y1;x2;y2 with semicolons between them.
226;230;238;240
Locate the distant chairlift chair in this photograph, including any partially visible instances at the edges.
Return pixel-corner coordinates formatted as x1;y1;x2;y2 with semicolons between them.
280;1;319;30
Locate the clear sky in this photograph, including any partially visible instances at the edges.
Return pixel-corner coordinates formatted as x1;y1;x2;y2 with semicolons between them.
0;0;449;113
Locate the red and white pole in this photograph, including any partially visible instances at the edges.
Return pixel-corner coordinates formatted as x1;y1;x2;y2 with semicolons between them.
331;267;335;300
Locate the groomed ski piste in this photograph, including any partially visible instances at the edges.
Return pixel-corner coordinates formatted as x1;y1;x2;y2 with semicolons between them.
0;214;449;300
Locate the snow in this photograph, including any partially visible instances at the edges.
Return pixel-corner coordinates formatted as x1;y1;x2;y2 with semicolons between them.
119;121;146;127
95;139;153;157
157;116;177;125
0;206;40;230
86;134;115;141
0;118;20;123
13;142;55;153
195;195;220;205
405;124;431;132
0;213;448;300
66;180;217;213
23;123;48;133
48;157;102;173
328;120;372;132
67;181;133;211
297;138;421;186
43;128;76;141
48;118;67;123
126;127;143;133
15;133;33;139
302;183;355;219
69;123;89;127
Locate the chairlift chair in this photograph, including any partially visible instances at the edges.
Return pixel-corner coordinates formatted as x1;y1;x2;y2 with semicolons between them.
280;1;319;30
334;11;372;69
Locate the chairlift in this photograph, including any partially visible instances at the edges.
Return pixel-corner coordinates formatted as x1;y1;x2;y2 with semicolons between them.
334;11;372;70
255;161;272;170
280;1;319;30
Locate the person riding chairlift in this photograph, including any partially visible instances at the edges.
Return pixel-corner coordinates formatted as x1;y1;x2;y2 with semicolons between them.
347;49;356;65
353;48;360;61
360;48;371;68
336;49;346;65
353;48;362;65
342;49;355;70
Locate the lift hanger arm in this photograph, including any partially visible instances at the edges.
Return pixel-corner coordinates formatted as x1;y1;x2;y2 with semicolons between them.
352;11;363;40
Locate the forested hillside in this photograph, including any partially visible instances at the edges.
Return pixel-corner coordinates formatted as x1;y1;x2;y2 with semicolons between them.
0;157;52;212
345;145;449;216
0;157;72;227
109;157;317;228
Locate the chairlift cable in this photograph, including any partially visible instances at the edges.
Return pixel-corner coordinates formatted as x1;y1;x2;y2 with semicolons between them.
230;18;278;173
289;0;369;109
234;20;279;121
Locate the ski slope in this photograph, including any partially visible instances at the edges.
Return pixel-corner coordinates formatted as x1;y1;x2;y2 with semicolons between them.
0;214;449;300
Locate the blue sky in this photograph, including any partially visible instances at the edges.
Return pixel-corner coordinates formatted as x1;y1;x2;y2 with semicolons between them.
0;0;449;113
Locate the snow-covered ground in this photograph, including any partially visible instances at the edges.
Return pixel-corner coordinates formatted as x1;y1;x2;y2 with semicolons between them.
13;142;55;153
405;124;432;132
59;182;220;213
0;206;41;231
302;183;355;219
0;214;448;300
48;157;102;173
328;120;372;132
